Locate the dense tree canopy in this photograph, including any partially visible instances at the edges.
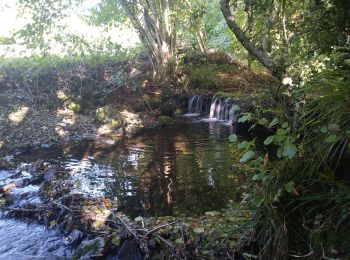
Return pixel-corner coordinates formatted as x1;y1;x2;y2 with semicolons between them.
0;1;349;259
6;0;347;85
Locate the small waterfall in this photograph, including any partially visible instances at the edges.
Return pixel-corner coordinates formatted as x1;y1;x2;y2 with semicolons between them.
185;94;237;124
209;96;236;124
187;95;204;115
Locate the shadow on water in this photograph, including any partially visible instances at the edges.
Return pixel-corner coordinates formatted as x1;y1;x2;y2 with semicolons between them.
15;119;246;218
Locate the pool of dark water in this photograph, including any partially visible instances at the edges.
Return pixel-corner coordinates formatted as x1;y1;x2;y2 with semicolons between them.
11;119;246;217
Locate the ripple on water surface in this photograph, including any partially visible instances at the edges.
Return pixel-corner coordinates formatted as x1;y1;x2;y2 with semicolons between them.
14;120;246;217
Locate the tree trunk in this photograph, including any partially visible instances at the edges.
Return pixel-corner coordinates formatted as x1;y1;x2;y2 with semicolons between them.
245;2;254;70
220;0;283;79
184;0;208;56
119;0;177;85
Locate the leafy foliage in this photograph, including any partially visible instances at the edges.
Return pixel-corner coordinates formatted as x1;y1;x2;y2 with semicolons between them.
230;49;350;258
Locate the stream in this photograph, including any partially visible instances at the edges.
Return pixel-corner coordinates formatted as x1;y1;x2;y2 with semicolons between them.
0;118;246;258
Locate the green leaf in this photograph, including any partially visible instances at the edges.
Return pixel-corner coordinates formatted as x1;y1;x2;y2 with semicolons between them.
205;211;219;217
268;117;279;128
193;227;205;234
276;128;286;136
228;134;238;143
282;122;288;129
238;141;252;149
175;238;183;244
111;236;121;246
277;147;283;158
258;117;268;126
320;126;328;133
134;216;143;222
242;252;259;259
252;173;264;181
264;136;274;145
251;156;263;167
231;105;240;112
238;113;252;123
240;150;255;163
284;181;295;193
49;220;57;229
325;134;338;143
282;143;297;159
274;134;286;142
328;124;340;131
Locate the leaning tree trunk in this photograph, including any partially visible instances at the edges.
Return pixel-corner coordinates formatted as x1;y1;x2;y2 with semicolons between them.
220;0;283;79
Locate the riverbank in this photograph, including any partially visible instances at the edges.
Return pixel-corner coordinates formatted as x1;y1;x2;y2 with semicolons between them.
0;53;277;158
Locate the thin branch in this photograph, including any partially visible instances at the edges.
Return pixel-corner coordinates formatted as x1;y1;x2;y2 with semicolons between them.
145;221;177;237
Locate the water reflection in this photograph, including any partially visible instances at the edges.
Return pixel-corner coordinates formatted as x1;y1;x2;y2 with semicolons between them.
18;120;245;217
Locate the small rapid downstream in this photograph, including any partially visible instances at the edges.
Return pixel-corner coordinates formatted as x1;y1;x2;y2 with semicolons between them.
0;218;72;260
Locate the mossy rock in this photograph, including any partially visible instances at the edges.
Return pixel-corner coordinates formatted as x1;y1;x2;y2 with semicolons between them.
158;116;173;126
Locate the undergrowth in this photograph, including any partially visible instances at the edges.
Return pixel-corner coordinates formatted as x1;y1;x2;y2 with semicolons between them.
229;50;350;259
